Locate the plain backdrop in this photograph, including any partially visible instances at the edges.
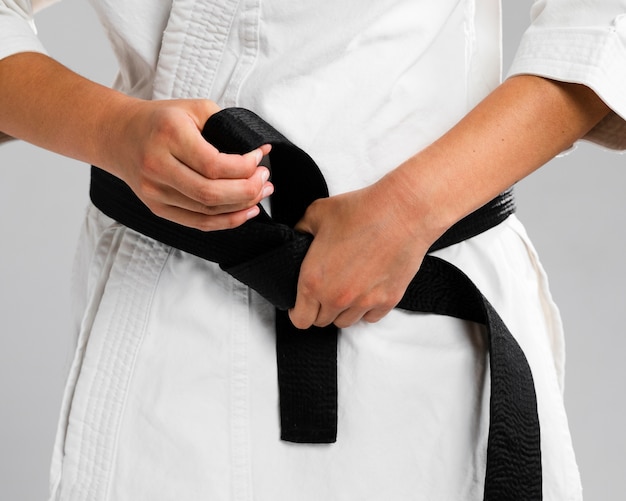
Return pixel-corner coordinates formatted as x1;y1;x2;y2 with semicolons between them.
0;1;624;500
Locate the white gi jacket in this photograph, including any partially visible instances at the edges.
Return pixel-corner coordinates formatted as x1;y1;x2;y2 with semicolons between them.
2;1;626;500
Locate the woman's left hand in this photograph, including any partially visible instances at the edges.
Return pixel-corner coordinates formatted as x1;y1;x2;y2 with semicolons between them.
288;174;435;329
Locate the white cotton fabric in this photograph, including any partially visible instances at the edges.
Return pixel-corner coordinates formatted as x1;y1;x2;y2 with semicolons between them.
507;0;626;149
54;207;579;501
3;0;626;499
0;1;46;58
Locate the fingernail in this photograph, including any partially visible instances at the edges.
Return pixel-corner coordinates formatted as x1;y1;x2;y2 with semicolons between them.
254;148;263;164
260;168;270;183
246;206;260;220
262;184;274;198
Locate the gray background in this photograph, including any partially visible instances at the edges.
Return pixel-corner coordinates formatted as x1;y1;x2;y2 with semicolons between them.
0;1;624;499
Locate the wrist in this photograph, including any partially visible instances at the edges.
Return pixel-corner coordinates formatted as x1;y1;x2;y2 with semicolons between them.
376;158;457;250
95;93;146;178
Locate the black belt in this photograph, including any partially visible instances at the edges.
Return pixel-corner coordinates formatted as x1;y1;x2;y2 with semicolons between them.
90;107;541;500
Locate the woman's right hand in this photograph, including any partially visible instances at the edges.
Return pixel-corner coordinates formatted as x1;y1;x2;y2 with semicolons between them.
105;99;273;231
0;53;273;232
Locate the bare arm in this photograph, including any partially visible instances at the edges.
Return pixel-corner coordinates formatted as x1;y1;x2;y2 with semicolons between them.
0;52;273;230
289;75;611;329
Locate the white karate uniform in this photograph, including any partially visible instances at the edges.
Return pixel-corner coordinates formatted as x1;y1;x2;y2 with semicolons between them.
2;0;626;499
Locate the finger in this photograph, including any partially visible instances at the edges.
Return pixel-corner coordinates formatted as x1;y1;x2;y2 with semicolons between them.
148;202;261;232
362;307;393;324
175;131;272;180
288;294;321;330
331;308;369;329
165;102;270;180
164;158;273;208
313;303;348;328
153;176;274;215
197;145;272;180
332;304;394;329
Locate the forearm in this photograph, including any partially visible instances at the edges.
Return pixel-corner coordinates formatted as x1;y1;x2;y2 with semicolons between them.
289;75;612;329
0;51;136;169
0;51;272;231
387;75;612;242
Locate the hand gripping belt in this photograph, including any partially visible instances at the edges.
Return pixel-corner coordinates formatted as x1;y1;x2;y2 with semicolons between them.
90;107;542;500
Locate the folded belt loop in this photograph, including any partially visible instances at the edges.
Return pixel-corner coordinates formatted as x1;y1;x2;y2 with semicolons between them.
89;107;541;501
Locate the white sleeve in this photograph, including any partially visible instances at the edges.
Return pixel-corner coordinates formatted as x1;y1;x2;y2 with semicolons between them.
0;0;60;61
507;0;626;150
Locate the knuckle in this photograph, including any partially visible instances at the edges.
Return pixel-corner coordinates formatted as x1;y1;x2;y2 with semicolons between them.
329;289;354;311
199;204;218;216
194;185;219;206
242;181;261;201
370;294;397;313
199;159;219;180
299;273;322;299
321;288;358;312
359;289;399;313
